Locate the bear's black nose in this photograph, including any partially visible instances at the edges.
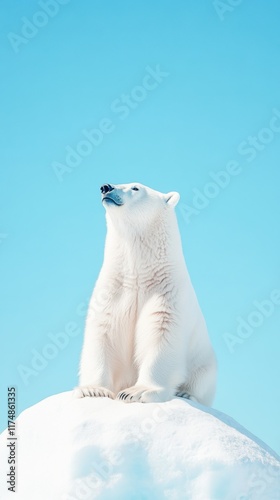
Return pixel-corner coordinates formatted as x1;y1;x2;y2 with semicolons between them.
100;184;114;194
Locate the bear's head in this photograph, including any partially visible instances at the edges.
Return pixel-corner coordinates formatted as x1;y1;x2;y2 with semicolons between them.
100;183;180;234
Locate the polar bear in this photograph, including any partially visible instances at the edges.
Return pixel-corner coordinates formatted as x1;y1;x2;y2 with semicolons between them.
75;183;217;405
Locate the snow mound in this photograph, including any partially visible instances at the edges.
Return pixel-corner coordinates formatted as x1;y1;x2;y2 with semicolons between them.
0;392;279;499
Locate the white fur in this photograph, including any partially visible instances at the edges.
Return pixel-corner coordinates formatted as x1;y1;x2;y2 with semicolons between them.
75;183;217;405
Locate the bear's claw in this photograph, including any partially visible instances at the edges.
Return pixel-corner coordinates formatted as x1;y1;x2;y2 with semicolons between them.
117;385;173;403
73;386;115;399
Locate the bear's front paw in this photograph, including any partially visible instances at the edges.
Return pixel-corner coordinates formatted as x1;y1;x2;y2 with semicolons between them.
117;385;173;403
73;386;115;399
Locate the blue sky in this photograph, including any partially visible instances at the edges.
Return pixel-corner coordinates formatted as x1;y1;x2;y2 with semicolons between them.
1;1;280;455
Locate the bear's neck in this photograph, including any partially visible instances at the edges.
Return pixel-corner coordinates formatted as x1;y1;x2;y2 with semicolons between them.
104;211;187;276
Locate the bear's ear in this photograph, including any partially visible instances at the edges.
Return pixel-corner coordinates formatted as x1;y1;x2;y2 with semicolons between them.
164;191;180;207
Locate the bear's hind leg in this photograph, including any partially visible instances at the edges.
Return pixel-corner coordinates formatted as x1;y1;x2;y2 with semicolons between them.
176;359;217;407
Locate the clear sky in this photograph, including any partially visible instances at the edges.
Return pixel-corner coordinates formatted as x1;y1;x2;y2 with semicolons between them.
1;1;280;455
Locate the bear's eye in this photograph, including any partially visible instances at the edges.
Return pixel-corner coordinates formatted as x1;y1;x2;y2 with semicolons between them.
132;187;139;191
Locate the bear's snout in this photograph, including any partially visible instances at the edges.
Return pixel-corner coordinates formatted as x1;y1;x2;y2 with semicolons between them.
100;184;114;194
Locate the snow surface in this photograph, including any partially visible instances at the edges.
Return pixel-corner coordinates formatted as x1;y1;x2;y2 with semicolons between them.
0;392;279;500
